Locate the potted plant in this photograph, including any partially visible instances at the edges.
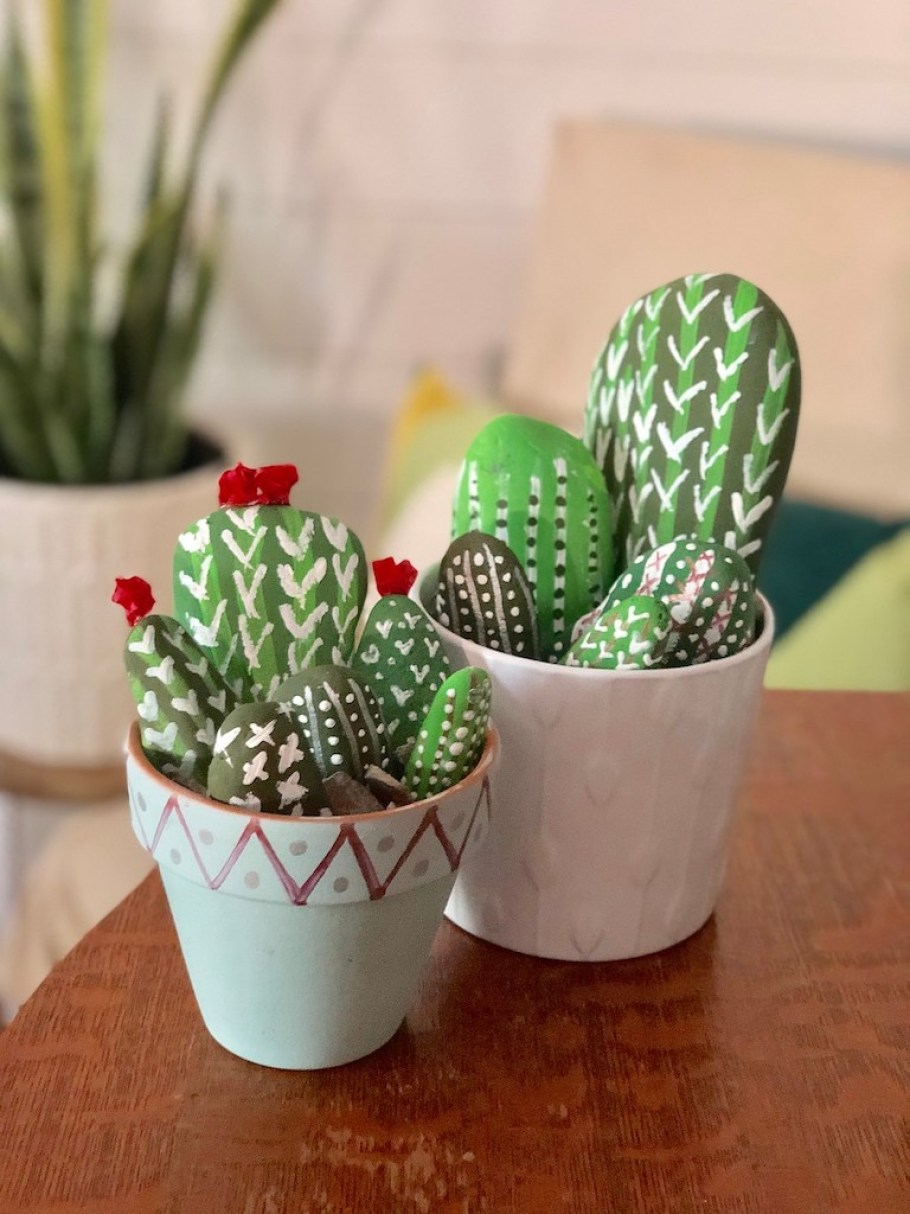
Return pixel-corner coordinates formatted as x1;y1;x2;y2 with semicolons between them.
0;0;285;766
421;271;800;961
116;463;498;1068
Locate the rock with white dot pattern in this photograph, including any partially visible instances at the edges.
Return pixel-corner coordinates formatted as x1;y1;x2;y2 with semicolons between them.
404;667;492;800
207;701;329;816
591;537;757;666
435;532;540;661
564;595;672;670
451;414;614;662
274;664;390;781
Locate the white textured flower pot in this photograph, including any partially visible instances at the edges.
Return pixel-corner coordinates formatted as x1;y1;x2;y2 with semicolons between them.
0;443;227;766
436;596;774;962
126;723;498;1069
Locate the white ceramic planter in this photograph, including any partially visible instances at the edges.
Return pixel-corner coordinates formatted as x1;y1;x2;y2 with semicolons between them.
126;722;498;1069
434;596;774;962
0;445;227;766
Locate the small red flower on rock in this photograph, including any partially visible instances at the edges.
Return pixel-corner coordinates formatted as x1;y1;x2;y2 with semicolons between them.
373;556;418;597
255;464;298;505
218;463;258;506
112;576;155;626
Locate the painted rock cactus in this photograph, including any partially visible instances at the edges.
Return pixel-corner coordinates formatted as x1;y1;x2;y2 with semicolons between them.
584;272;800;575
564;595;671;670
208;701;330;816
435;531;540;660
452;414;613;662
124;610;236;788
404;667;493;800
601;537;757;666
273;665;389;782
173;505;367;701
352;558;450;752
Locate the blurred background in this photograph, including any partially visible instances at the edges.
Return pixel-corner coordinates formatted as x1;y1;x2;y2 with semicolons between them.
0;0;907;1014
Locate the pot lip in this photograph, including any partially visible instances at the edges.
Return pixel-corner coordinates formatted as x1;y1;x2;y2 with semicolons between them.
426;588;775;681
0;429;226;498
126;719;499;825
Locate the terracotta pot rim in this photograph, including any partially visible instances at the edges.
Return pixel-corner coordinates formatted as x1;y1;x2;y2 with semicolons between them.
126;719;500;826
424;586;775;681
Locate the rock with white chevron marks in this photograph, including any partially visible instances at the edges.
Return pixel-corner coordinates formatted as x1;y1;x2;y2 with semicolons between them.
352;595;450;754
435;531;540;661
207;701;329;816
274;665;390;782
452;414;613;662
125;613;238;789
583;272;800;575
563;595;671;670
173;505;367;702
404;668;492;800
597;537;757;667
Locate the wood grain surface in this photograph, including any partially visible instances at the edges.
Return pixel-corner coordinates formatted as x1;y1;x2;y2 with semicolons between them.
0;691;907;1214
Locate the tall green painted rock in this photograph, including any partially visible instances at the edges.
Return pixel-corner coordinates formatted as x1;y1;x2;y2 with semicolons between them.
352;596;450;753
435;531;540;660
404;667;492;800
601;537;757;666
273;665;389;781
173;506;367;702
564;595;671;670
584;272;800;575
452;414;613;662
125;613;237;788
208;701;330;816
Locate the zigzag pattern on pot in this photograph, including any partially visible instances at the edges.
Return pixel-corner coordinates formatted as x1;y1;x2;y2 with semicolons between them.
173;505;367;701
129;779;492;905
583;272;800;575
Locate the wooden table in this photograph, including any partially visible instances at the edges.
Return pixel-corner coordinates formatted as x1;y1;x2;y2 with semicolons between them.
1;691;907;1214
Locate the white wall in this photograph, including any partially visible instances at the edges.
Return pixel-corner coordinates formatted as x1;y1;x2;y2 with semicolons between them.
97;1;910;426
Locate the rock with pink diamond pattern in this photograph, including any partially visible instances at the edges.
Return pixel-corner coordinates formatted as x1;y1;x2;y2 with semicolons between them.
208;701;329;816
597;537;757;666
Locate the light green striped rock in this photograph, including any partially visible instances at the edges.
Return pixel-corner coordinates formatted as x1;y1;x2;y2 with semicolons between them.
125;613;237;789
452;415;613;662
601;537;757;666
564;595;671;670
404;668;492;800
273;665;389;781
173;506;367;702
584;272;800;575
351;596;450;752
435;532;540;660
208;701;329;816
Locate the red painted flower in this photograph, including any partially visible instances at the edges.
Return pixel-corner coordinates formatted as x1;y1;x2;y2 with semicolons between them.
112;576;155;627
218;462;258;506
255;463;298;505
372;556;418;597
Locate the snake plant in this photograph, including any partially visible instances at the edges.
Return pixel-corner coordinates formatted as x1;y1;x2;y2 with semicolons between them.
0;0;284;484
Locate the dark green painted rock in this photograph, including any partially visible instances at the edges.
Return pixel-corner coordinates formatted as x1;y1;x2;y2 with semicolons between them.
564;595;671;670
208;701;330;815
601;537;757;666
584;272;800;575
173;506;367;701
273;665;389;781
435;532;540;660
452;415;613;661
125;613;237;789
404;667;492;800
351;595;450;752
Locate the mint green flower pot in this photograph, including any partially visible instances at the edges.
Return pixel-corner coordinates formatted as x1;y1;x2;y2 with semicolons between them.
126;723;497;1069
